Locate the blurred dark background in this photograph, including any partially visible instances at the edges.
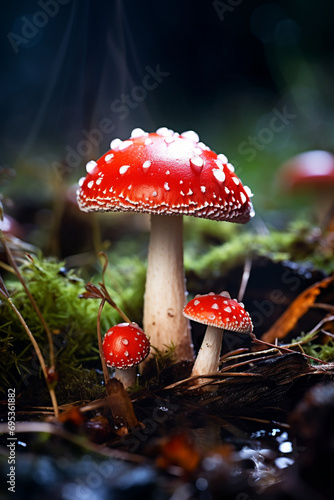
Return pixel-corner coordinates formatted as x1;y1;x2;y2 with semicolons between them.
1;0;334;247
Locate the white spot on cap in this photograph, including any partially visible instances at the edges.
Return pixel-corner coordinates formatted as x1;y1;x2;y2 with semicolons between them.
143;160;151;170
211;303;219;310
166;170;170;175
110;138;122;149
156;127;173;136
153;191;157;197
181;130;200;143
217;154;228;164
194;300;200;306
240;192;247;204
214;159;224;170
131;127;146;138
213;169;226;183
124;351;129;357
105;153;114;162
119;140;133;150
164;182;170;191
87;180;94;189
144;137;153;146
122;338;129;345
194;147;202;155
96;178;102;185
165;136;175;144
227;163;235;172
119;165;130;174
225;187;230;194
224;306;232;313
187;189;193;195
86;160;97;173
244;185;253;197
190;156;204;168
232;176;240;185
78;177;85;187
200;186;206;193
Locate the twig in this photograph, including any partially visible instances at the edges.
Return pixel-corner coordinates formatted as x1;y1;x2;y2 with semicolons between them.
232;415;290;429
238;257;252;302
0;235;56;370
0;261;15;273
96;298;110;387
311;303;334;313
321;329;334;339
2;295;58;417
219;348;249;363
219;353;281;374
0;422;146;463
307;315;334;335
80;282;131;324
250;334;328;364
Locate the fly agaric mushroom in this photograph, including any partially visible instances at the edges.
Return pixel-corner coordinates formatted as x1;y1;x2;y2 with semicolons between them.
183;292;253;385
77;127;254;364
102;322;150;388
278;150;334;230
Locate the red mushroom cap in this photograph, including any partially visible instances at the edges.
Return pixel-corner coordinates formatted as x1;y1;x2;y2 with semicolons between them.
102;322;150;369
279;150;334;190
183;292;253;334
77;127;254;224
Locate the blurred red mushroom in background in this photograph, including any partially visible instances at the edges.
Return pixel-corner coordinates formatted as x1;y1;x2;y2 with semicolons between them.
278;150;334;231
0;212;36;260
0;214;24;240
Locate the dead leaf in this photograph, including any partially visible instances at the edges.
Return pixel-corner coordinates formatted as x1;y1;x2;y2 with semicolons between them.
156;432;201;473
262;275;334;343
106;378;143;435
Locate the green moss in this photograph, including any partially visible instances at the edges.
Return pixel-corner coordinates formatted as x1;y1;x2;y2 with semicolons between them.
184;220;334;277
302;338;334;363
0;254;146;401
151;342;177;372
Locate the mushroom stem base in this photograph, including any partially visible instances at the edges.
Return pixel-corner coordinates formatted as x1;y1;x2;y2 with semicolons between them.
191;326;224;385
143;214;193;363
114;367;136;389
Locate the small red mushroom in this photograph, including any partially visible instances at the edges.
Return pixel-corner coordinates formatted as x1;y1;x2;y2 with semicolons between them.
77;127;254;364
102;322;150;388
183;292;253;386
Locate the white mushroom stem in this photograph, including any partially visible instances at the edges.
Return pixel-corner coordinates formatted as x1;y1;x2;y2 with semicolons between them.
114;367;136;389
191;326;224;382
143;214;194;363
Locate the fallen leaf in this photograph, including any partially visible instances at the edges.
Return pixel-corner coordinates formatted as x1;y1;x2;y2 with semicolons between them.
262;275;334;343
156;432;201;473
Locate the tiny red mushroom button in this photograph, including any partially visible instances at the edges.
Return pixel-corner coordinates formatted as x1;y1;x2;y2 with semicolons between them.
102;323;150;369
